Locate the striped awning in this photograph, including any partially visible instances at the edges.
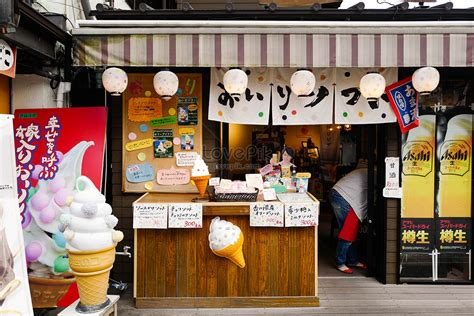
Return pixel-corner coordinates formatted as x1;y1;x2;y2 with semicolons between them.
73;20;474;68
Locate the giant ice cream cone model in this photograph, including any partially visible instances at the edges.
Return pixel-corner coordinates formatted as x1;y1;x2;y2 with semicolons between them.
191;155;210;198
60;176;123;313
208;217;245;268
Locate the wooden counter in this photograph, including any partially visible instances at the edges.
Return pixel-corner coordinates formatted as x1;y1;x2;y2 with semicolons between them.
133;193;319;308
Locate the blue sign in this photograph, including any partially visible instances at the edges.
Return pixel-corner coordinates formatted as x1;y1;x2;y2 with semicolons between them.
385;77;419;134
126;163;155;183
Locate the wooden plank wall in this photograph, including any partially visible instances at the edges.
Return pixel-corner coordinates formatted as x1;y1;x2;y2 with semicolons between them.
385;125;400;284
136;215;316;298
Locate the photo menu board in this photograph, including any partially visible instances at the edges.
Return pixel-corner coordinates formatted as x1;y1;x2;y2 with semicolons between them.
122;73;203;193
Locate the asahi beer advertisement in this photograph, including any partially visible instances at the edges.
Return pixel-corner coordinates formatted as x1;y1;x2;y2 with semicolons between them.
401;110;473;253
401;115;436;252
0;115;33;315
436;112;472;252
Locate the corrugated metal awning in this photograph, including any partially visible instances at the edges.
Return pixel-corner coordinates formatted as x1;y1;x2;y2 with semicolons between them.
73;20;474;68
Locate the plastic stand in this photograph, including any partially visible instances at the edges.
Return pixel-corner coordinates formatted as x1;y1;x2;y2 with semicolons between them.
58;295;119;316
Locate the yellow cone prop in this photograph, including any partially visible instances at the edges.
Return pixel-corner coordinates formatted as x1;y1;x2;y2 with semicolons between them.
68;245;116;308
191;175;210;198
211;233;246;268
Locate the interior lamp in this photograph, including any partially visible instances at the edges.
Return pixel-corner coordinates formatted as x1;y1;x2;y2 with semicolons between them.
223;68;248;96
153;70;179;100
101;67;128;96
290;69;316;97
412;67;440;95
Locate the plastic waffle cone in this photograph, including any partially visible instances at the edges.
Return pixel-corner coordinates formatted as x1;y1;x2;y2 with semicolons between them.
212;232;245;268
191;175;210;197
68;245;116;307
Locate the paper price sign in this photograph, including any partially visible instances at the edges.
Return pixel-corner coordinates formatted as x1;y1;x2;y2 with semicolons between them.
383;157;402;198
168;203;203;228
250;202;284;227
133;203;168;229
284;203;319;227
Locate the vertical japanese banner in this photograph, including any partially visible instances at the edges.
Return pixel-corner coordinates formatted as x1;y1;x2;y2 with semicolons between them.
436;113;472;252
0;115;33;315
400;115;436;252
385;77;420;133
272;68;334;125
335;68;397;124
209;68;271;125
14;107;107;229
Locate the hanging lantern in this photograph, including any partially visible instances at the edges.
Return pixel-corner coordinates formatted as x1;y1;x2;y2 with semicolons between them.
290;70;316;97
223;68;248;96
412;67;440;95
359;72;386;102
102;67;128;96
153;70;179;100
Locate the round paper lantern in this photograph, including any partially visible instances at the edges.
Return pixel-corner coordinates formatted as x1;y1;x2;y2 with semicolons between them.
290;70;316;97
412;67;440;95
359;73;386;101
153;71;179;100
223;68;248;96
102;67;128;96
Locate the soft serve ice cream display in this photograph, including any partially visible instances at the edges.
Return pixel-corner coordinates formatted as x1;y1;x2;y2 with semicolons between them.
208;217;245;268
24;141;94;276
191;155;211;198
60;176;123;313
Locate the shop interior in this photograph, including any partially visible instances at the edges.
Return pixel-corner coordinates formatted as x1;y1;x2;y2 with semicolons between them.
221;122;377;278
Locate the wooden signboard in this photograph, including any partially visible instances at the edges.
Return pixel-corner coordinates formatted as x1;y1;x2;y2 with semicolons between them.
122;73;202;193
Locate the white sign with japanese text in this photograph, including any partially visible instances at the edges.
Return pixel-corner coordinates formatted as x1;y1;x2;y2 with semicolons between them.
0;115;33;315
284;202;319;227
383;157;402;198
334;68;398;124
250;202;284;227
133;203;168;229
209;68;271;125
272;68;334;125
168;203;203;228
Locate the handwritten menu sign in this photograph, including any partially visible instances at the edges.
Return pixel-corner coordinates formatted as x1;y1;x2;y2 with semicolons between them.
126;163;155;183
125;138;153;151
168;203;203;228
128;97;163;122
133;203;168;229
157;168;190;185
250;202;284;227
383;157;402;198
150;115;177;127
285;203;319;227
175;151;198;166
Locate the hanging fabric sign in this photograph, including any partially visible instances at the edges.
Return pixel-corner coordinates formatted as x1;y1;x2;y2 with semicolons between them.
209;68;335;125
272;68;334;125
335;68;397;124
385;77;419;134
209;68;271;125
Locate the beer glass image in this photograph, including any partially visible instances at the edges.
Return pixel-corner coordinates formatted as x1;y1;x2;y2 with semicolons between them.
401;115;436;218
437;114;473;218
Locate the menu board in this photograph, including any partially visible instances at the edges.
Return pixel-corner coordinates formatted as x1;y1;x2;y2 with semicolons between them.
122;73;203;193
133;203;168;229
250;202;284;227
168;203;203;228
284;203;319;227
